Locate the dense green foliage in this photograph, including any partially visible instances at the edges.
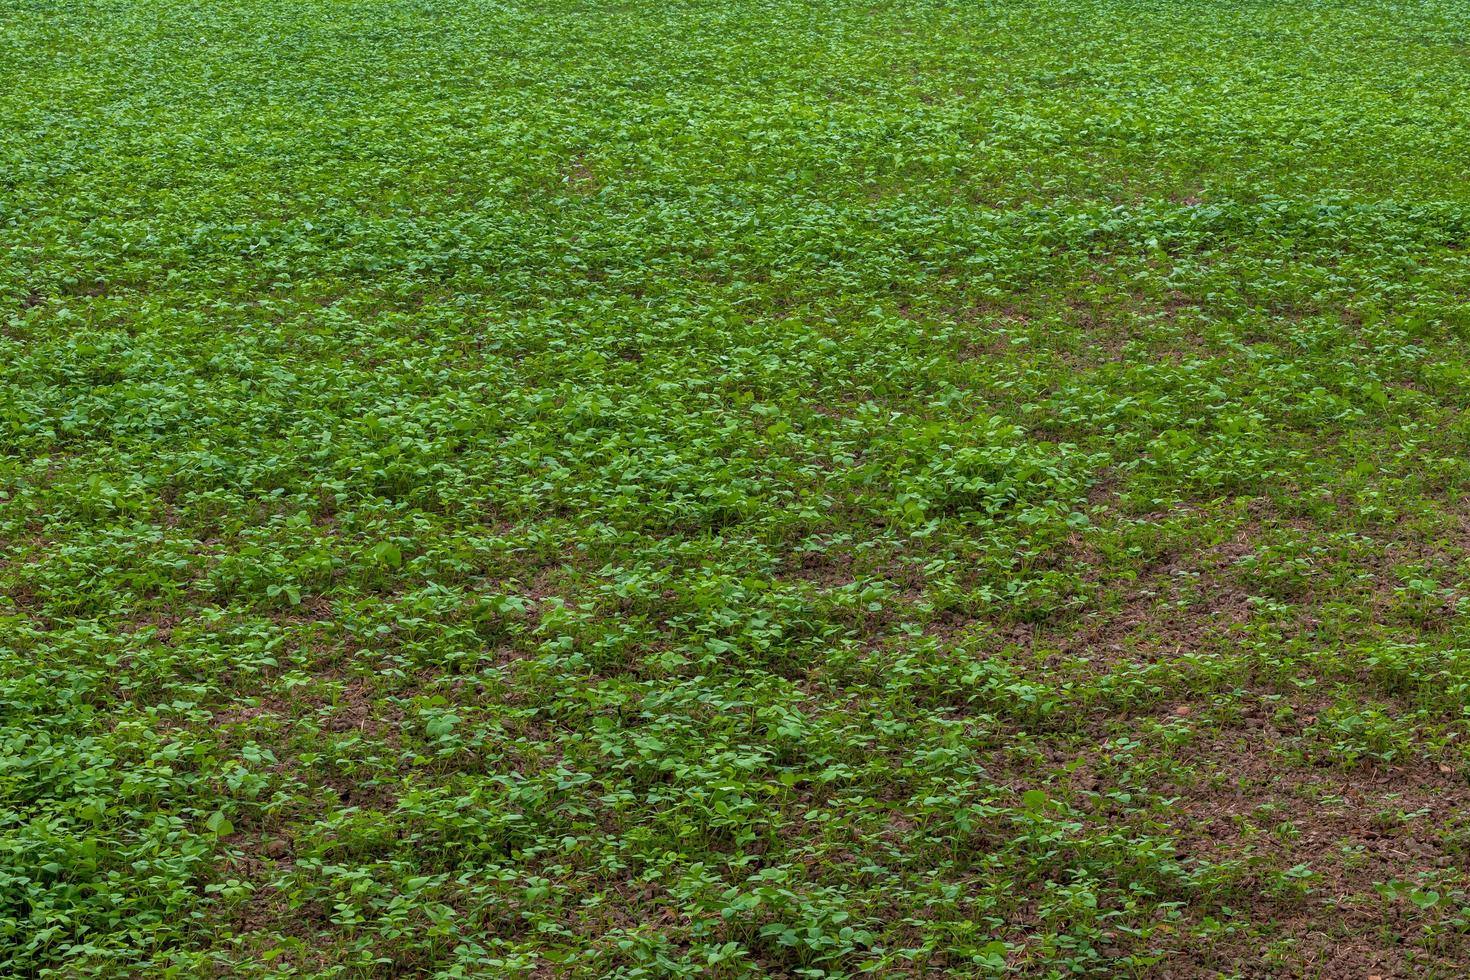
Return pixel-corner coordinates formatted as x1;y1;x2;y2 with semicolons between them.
6;0;1470;975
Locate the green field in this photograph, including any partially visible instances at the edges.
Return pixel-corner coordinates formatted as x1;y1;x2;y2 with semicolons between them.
6;0;1470;975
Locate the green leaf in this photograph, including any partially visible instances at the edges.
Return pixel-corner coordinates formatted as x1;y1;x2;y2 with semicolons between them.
370;541;403;568
205;811;234;837
1410;889;1441;909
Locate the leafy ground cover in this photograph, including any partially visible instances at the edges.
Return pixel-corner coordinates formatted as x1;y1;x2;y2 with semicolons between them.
5;0;1470;975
